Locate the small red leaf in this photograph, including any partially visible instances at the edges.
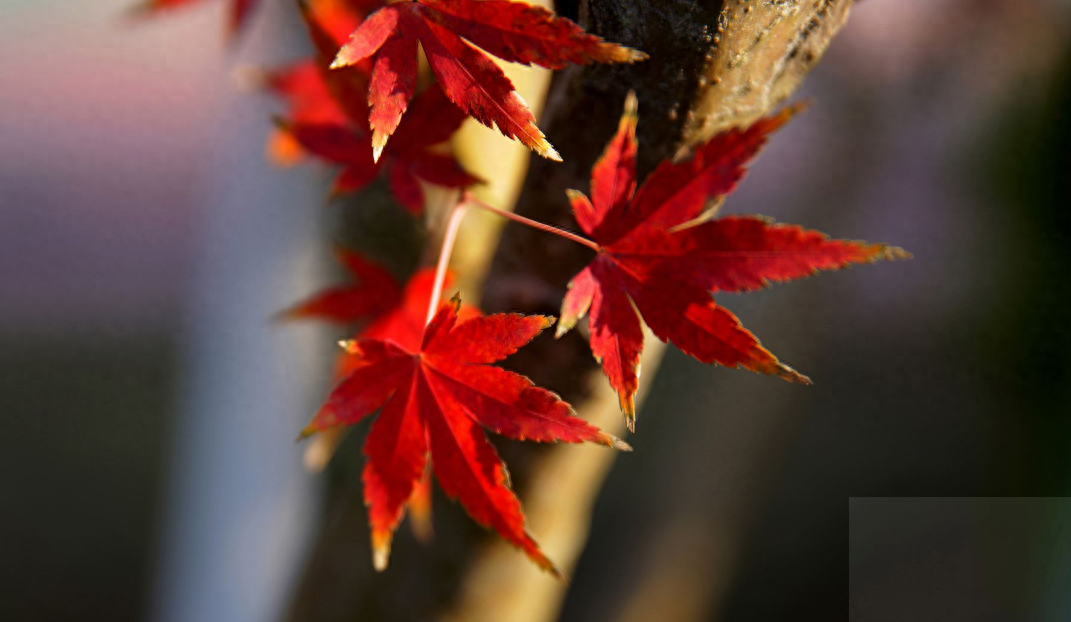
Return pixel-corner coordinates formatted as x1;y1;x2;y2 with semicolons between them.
275;86;476;212
332;0;644;159
277;247;399;324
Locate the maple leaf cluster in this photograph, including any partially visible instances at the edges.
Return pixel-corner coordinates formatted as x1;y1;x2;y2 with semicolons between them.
261;0;480;213
143;0;907;577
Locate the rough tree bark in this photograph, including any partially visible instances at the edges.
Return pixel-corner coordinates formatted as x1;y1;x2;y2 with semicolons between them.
285;2;852;621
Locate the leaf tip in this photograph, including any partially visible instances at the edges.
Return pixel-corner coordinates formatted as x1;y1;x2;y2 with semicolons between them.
338;339;359;353
371;529;395;571
372;544;390;572
533;550;567;582
328;53;351;70
777;364;812;385
879;245;912;262
295;425;317;442
623;90;638;119
302;440;330;472
550;564;568;583
610;436;633;452
619;393;636;432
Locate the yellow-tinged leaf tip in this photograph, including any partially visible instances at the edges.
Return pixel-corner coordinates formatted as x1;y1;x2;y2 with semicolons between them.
879;245;913;261
371;531;392;571
611;436;633;452
372;547;389;572
536;554;567;582
777;364;812;385
551;565;568;583
295;425;317;442
623;90;638;120
619;393;636;433
371;142;385;164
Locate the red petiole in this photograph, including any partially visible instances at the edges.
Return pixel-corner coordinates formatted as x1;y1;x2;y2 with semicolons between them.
424;194;599;325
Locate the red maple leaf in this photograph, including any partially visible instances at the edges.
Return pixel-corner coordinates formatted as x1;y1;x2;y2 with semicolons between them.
331;0;647;161
277;246;401;324
557;94;909;430
257;1;371;163
278;84;480;213
299;296;630;574
259;2;476;212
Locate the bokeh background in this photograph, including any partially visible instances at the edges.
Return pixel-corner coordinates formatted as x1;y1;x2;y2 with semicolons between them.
2;0;1071;620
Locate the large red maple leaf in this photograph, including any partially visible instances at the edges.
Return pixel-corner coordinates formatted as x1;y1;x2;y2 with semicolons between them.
331;0;647;161
556;94;909;430
299;296;630;574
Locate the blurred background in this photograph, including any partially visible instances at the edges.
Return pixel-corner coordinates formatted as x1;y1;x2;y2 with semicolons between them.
2;0;1071;621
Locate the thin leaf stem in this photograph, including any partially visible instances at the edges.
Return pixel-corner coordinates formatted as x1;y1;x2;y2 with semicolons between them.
426;202;468;326
462;193;600;251
425;195;597;326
